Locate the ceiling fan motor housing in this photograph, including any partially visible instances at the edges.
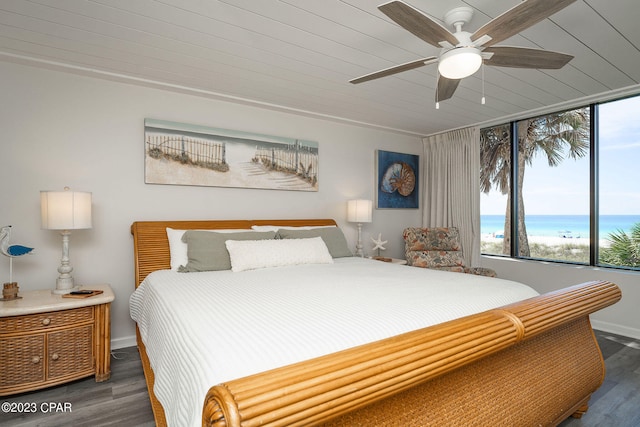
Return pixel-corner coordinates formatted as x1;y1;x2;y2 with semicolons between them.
443;7;474;31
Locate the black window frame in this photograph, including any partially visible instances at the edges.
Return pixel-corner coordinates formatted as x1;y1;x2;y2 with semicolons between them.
480;99;640;272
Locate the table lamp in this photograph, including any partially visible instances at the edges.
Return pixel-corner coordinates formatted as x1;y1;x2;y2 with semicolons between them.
40;187;92;294
347;199;372;257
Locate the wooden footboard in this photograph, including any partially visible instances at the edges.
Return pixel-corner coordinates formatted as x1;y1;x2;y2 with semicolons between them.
203;280;621;427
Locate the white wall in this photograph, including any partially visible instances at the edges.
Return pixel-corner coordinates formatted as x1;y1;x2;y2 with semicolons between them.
481;256;640;339
0;61;422;348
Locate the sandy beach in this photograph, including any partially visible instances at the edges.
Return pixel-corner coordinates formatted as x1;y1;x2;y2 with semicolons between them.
482;235;609;247
484;235;590;245
481;234;601;262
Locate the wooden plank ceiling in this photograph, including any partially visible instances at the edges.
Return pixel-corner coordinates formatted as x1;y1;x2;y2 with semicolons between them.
0;0;639;136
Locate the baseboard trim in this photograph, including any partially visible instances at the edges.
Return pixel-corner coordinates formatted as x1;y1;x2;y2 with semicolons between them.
112;335;137;350
591;319;640;340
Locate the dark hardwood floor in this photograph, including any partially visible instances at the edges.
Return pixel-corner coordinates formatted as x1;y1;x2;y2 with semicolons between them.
559;330;640;427
1;346;154;427
2;330;638;426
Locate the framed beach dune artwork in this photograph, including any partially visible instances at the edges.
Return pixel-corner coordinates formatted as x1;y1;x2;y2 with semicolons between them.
376;150;419;209
144;119;319;191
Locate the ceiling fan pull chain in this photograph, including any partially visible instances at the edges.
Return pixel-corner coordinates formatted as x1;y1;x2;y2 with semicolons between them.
481;61;486;105
435;70;440;109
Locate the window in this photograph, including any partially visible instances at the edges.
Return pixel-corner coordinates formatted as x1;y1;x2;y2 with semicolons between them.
516;109;590;263
597;97;640;268
481;95;640;270
480;124;510;256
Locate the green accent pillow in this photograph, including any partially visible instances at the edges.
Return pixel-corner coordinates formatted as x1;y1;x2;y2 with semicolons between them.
276;227;353;258
178;230;276;272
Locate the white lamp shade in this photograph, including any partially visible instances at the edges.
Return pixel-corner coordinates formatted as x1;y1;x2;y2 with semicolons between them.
347;199;373;223
438;47;482;79
41;190;92;230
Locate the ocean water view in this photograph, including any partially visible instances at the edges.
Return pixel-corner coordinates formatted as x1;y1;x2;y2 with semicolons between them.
481;215;640;239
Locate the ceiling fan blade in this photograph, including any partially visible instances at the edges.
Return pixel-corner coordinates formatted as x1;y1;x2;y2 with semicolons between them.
350;57;437;84
483;47;573;69
436;76;460;102
379;1;458;48
472;0;577;47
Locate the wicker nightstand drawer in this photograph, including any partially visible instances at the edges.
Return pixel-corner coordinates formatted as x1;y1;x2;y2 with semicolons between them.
48;325;94;380
0;306;93;334
0;335;45;387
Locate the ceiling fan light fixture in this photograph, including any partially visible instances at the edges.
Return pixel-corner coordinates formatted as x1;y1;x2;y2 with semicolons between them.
438;47;482;79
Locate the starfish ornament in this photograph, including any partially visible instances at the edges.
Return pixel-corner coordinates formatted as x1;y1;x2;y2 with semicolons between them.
371;233;388;255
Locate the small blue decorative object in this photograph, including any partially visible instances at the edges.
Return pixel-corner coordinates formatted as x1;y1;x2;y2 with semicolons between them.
1;225;35;285
5;244;34;256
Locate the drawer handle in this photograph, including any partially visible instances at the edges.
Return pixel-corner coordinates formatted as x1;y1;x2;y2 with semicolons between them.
42;318;51;326
32;356;41;364
51;353;59;361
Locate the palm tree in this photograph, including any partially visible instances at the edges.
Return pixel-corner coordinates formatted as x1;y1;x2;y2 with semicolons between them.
480;108;590;256
599;223;640;267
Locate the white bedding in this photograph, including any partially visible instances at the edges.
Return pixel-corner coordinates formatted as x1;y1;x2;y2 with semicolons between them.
130;257;539;427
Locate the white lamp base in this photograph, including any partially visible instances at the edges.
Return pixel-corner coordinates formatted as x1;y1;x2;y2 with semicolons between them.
51;230;78;295
52;277;78;295
355;223;365;257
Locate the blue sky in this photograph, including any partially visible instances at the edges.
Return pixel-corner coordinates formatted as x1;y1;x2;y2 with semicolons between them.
481;95;640;215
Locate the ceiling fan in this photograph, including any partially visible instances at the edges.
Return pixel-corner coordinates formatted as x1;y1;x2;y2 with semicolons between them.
350;0;577;103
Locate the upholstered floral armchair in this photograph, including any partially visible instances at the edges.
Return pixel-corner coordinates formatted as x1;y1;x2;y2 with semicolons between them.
402;227;497;277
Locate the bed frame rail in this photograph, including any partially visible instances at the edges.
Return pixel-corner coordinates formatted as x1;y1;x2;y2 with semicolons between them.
203;280;621;427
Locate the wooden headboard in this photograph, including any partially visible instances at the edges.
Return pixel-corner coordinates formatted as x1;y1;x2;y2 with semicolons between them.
130;219;338;287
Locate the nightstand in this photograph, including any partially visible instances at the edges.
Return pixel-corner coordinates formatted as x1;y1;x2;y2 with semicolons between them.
0;284;114;396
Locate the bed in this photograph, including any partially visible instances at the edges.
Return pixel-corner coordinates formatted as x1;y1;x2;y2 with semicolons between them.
130;219;621;427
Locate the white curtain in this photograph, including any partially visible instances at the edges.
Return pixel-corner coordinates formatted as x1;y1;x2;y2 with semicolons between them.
422;126;481;266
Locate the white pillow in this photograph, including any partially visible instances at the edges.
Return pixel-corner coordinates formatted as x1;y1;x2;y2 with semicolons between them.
225;237;333;272
250;225;336;232
166;227;253;271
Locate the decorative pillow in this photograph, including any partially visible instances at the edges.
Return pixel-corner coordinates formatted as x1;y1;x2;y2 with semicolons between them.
166;228;254;271
225;237;333;272
403;227;462;252
178;230;276;272
251;225;336;232
276;227;352;258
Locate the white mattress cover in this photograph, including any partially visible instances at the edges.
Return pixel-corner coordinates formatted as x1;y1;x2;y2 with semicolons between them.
130;257;538;427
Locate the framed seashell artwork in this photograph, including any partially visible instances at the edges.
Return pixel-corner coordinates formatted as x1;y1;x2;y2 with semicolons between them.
376;150;419;209
144;119;318;191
